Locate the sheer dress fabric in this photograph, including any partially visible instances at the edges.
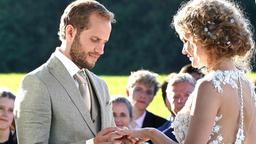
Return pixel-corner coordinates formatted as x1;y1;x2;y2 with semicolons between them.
171;70;256;144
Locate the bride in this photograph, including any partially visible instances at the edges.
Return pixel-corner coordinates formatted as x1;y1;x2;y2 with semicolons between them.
122;0;256;143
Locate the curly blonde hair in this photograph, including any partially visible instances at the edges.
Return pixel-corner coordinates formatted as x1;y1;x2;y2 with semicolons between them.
173;0;255;71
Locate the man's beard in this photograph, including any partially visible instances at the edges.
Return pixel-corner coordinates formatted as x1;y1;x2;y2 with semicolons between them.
70;34;95;69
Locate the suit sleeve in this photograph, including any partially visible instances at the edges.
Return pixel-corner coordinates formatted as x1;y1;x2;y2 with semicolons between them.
102;80;116;127
14;74;51;144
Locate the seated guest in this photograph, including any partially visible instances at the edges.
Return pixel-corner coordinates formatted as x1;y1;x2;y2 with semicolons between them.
126;69;167;129
111;96;132;129
0;88;17;144
157;73;196;142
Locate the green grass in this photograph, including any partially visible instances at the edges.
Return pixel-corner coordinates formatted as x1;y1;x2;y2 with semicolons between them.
1;72;255;119
247;72;256;79
0;73;24;92
0;73;170;118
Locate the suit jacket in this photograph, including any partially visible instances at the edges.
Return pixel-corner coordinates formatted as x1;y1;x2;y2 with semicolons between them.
157;120;178;142
14;54;115;144
142;111;167;128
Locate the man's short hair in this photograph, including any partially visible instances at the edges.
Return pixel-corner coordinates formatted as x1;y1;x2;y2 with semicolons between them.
58;0;116;42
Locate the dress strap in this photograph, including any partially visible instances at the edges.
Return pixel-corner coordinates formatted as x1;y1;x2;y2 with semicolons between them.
235;76;245;144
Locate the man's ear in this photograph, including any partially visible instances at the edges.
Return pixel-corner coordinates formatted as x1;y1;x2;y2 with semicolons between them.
65;24;77;43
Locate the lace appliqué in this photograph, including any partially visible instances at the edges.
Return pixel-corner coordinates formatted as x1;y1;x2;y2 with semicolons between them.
171;110;190;143
210;70;244;93
172;70;246;144
249;81;256;107
235;128;245;144
208;115;223;144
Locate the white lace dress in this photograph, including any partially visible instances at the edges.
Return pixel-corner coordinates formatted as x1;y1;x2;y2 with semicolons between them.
171;70;256;144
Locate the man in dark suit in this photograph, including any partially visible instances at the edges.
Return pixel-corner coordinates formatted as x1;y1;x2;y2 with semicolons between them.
126;70;167;130
157;73;196;142
14;0;124;143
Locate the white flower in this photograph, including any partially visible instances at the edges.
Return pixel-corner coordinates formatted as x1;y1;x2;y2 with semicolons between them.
215;115;222;121
230;18;235;23
217;135;223;142
209;140;219;144
213;125;220;133
204;27;208;32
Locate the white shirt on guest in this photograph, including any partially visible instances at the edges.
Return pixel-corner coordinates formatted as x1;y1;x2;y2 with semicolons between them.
129;111;146;130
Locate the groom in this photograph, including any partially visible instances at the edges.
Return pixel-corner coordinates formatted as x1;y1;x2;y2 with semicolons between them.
14;0;123;143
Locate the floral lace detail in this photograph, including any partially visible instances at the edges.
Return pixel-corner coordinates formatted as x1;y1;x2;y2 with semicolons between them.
171;110;190;143
171;93;193;144
208;115;223;144
208;70;244;93
253;92;256;107
171;70;249;144
249;81;256;107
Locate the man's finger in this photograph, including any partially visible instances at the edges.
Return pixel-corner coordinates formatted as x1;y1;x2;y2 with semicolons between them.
98;127;119;136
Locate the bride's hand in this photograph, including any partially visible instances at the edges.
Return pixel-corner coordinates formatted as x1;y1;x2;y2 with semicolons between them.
120;128;152;143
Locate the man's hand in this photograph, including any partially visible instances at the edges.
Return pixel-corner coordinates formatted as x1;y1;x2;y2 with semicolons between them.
94;127;124;144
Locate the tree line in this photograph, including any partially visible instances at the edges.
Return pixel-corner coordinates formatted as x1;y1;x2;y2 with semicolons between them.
1;0;255;74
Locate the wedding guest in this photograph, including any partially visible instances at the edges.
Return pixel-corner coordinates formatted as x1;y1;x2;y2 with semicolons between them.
158;73;195;142
126;69;167;129
160;72;177;111
0;89;16;144
111;96;132;128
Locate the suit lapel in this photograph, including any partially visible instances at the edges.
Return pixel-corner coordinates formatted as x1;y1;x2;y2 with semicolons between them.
142;111;150;128
47;55;97;135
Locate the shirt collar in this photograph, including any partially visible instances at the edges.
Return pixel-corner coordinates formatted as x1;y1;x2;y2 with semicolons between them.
134;111;147;129
54;48;80;77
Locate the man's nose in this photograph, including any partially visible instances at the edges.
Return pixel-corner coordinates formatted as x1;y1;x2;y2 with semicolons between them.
95;44;104;55
139;91;150;98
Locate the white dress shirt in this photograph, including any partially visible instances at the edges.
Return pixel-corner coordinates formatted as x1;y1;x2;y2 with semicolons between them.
129;111;146;130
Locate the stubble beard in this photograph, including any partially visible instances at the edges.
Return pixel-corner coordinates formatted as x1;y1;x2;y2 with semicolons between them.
70;34;95;69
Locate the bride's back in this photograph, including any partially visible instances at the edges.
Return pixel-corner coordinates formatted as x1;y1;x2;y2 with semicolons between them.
217;78;256;143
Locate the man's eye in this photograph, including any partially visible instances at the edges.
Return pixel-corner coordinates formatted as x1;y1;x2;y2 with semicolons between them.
120;113;127;117
8;108;13;113
146;91;154;95
91;38;99;42
134;87;141;91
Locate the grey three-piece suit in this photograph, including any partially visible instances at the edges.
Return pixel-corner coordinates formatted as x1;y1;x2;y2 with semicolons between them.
14;53;115;144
